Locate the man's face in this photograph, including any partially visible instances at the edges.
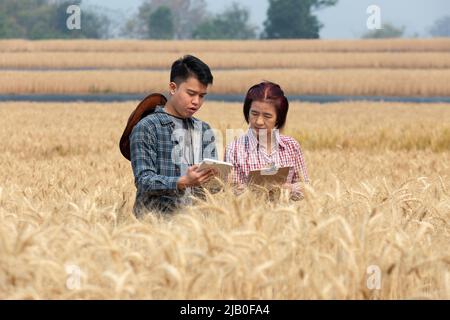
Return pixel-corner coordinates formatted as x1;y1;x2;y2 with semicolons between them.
169;77;208;118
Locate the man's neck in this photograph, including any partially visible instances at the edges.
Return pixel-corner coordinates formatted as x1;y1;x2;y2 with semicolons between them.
164;101;186;119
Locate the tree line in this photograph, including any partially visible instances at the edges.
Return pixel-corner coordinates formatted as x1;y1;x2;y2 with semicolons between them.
0;0;110;39
0;0;449;40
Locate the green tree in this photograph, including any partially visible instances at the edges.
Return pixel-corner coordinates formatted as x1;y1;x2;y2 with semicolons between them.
0;11;26;38
429;16;450;37
263;0;338;39
0;0;46;38
362;23;405;39
193;3;256;39
0;0;110;39
125;0;207;39
147;6;175;39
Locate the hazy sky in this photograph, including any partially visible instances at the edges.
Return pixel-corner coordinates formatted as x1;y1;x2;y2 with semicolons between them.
84;0;450;38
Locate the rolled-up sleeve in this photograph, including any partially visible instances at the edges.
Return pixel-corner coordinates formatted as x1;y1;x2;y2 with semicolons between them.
293;141;309;184
130;121;180;195
224;142;244;185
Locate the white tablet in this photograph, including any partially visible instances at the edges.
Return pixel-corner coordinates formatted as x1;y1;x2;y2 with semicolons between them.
197;158;233;179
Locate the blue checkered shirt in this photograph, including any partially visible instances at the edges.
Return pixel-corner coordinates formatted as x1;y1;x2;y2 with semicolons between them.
130;106;217;215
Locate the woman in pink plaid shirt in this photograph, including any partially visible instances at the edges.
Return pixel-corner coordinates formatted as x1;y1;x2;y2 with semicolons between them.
225;81;309;200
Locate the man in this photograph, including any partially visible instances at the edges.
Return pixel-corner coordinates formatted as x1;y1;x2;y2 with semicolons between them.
130;55;217;216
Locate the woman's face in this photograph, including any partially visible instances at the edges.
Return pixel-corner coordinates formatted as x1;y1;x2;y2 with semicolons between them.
248;100;278;135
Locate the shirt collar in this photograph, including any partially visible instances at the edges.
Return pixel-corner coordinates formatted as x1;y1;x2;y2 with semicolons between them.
155;105;199;127
246;128;285;152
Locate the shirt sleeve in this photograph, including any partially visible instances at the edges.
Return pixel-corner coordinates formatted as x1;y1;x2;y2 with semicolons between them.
225;141;244;185
291;140;309;184
285;140;307;200
130;121;182;196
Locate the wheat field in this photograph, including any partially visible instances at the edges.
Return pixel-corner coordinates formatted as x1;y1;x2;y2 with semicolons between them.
1;69;450;96
2;52;450;69
1;38;449;300
0;101;449;299
1;39;449;97
1;38;450;52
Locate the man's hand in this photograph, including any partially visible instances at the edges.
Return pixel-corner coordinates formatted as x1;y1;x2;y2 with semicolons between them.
177;165;215;191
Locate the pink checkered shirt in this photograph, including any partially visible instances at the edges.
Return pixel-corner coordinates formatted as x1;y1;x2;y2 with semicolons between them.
224;129;309;188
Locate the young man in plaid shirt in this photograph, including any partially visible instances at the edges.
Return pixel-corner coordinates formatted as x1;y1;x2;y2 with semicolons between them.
130;55;217;216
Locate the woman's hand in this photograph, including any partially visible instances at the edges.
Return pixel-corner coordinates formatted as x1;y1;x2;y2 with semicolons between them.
282;183;303;200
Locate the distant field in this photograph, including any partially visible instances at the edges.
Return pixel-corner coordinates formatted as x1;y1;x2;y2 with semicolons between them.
1;39;449;97
1;52;450;69
1;69;449;96
1;38;450;52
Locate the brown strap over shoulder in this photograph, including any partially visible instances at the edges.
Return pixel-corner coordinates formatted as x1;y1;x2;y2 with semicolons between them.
119;93;167;161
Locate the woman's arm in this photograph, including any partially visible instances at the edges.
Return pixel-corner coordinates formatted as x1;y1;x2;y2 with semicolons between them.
293;141;309;184
287;139;309;200
225;143;247;191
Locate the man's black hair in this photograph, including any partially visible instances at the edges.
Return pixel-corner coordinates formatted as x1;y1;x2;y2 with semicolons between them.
170;55;213;86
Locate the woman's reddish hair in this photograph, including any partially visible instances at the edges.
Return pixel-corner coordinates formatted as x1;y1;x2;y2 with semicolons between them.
243;81;289;129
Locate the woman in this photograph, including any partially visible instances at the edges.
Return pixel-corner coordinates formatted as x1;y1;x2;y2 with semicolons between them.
225;81;309;199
